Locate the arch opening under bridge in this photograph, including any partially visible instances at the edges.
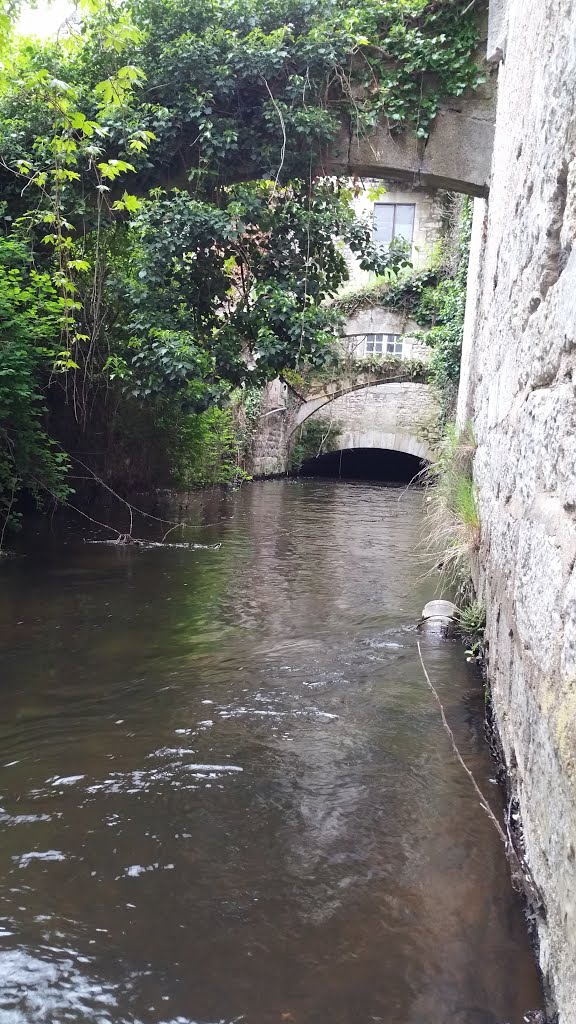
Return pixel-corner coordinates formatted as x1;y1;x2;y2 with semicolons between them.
292;380;437;481
298;429;430;482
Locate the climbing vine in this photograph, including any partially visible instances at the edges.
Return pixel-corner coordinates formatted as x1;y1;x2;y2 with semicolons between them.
417;196;473;408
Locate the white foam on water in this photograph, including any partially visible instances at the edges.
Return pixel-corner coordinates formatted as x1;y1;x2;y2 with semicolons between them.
48;775;85;786
15;850;67;868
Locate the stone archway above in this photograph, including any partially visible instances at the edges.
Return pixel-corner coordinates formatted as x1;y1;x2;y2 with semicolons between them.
335;430;431;462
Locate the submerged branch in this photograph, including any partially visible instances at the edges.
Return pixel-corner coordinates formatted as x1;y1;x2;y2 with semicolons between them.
417;642;546;912
416;641;507;844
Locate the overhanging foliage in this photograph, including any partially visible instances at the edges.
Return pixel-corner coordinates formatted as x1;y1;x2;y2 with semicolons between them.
0;0;484;529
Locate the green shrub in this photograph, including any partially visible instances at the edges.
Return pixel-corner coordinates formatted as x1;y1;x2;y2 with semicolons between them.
174;407;248;488
290;418;341;471
0;237;70;537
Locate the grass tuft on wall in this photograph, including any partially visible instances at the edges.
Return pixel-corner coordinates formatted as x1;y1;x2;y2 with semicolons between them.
424;421;480;584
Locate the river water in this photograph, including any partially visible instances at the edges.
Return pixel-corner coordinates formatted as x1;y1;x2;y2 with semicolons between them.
0;480;542;1024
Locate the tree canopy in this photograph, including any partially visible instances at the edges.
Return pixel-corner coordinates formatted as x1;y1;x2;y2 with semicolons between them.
0;0;483;524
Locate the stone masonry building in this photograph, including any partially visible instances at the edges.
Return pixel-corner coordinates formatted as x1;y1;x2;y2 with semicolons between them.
341;179;444;361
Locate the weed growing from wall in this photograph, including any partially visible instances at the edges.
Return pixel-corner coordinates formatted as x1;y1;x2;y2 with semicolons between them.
457;599;486;663
424;421;479;585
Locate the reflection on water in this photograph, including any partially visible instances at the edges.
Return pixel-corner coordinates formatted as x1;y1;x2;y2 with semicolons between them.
0;480;542;1024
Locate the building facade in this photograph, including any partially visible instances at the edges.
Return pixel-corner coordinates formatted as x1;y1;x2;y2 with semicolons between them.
341;179;445;361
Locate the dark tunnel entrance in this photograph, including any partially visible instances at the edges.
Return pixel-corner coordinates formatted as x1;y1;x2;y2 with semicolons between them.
298;447;427;482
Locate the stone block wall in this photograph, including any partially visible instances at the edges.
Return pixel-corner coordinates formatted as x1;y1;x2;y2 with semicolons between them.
458;1;576;1019
342;308;430;361
343;180;445;289
248;379;291;477
307;382;439;456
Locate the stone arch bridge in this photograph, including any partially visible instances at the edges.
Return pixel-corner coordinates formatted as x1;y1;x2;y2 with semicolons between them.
322;1;506;198
294;379;438;471
326;67;496;198
250;374;439;476
164;10;499;196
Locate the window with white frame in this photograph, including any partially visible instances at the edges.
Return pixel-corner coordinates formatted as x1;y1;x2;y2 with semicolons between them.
346;333;404;357
373;203;415;247
365;333;403;357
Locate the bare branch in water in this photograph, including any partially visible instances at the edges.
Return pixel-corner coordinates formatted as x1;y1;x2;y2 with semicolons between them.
417;641;507;844
417;641;546;912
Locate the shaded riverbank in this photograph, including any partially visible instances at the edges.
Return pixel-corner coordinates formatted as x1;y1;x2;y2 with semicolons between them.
0;480;542;1023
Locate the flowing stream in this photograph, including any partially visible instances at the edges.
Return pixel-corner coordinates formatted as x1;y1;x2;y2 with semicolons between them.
0;479;543;1024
